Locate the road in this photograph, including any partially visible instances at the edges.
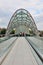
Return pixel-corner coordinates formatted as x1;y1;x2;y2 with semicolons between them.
1;37;38;65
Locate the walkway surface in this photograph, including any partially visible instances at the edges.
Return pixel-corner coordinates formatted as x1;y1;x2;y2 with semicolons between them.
1;37;38;65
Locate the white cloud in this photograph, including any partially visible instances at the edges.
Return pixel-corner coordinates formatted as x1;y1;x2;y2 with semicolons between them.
0;17;9;28
0;0;43;30
0;0;43;15
34;13;43;30
37;22;43;30
0;18;2;23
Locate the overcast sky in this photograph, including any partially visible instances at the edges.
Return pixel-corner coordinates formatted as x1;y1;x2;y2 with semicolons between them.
0;0;43;30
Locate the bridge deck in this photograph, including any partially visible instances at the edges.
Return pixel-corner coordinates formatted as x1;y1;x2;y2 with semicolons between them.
1;37;38;65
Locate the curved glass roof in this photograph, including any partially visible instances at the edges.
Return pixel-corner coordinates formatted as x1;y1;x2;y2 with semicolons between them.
6;8;38;36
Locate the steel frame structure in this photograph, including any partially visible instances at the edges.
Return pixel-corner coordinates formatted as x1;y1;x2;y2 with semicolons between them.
6;8;38;36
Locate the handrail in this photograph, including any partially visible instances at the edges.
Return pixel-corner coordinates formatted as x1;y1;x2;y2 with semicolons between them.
25;37;43;63
0;37;18;65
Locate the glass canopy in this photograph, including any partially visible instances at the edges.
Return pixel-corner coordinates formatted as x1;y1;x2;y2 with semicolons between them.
6;8;38;36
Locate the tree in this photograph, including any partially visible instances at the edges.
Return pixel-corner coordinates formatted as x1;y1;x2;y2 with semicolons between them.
10;30;15;34
1;28;6;34
29;28;33;34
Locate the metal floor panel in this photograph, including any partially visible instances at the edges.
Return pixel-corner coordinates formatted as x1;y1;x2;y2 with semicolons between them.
1;37;38;65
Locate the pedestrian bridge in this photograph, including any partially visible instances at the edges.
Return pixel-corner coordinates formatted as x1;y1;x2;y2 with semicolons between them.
0;8;43;65
5;8;38;36
0;37;43;65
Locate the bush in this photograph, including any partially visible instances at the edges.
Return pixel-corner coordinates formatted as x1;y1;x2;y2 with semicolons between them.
1;28;6;34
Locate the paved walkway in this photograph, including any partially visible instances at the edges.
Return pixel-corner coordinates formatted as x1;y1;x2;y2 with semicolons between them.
1;37;38;65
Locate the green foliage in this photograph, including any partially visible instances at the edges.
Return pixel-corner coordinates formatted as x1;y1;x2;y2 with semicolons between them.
1;28;6;34
29;29;33;34
10;30;15;34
